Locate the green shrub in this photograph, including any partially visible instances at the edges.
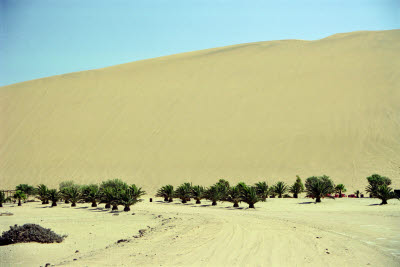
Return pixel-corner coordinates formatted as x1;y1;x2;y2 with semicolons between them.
0;224;66;246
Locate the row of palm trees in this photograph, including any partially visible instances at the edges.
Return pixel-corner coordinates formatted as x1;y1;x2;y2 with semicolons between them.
0;179;145;212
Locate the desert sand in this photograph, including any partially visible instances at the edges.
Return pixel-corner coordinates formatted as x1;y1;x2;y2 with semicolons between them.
1;30;400;193
0;197;399;266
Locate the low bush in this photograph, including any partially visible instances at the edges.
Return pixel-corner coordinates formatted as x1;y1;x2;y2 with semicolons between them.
0;224;66;246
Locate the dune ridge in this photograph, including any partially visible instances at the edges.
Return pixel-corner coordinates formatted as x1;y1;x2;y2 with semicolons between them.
1;29;400;192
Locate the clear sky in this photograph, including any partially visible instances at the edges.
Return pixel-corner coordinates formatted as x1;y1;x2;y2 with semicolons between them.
1;0;399;86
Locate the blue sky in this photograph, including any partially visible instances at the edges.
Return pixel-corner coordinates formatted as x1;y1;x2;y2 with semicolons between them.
0;0;399;86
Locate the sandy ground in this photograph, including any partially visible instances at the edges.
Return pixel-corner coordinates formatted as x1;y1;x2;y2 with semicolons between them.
0;197;399;266
1;30;400;192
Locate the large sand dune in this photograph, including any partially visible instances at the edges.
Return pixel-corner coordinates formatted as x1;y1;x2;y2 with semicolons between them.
1;30;400;192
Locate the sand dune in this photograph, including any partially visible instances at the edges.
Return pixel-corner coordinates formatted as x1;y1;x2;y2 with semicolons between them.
1;30;400;192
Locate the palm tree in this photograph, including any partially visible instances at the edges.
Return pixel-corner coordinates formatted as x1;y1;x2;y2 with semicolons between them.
59;181;76;204
15;184;35;202
354;190;361;198
175;183;192;203
101;187;115;209
13;190;27;206
228;186;242;207
64;186;81;207
99;179;128;209
120;184;146;211
255;181;269;201
365;174;391;198
81;184;100;207
191;185;204;204
48;189;61;207
335;184;346;198
268;186;276;198
204;185;222;206
289;176;304;198
375;185;398;205
240;185;259;208
36;184;49;204
0;191;11;207
156;185;170;202
274;181;288;198
305;175;335;203
216;179;230;201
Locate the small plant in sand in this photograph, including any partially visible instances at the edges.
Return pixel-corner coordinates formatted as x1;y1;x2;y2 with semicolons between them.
0;191;11;208
64;186;81;207
156;185;174;202
175;183;192;203
36;184;50;204
13;190;27;206
365;174;391;198
305;175;335;203
240;185;259;208
15;184;36;201
48;189;61;207
374;184;398;205
0;224;66;246
59;181;76;204
274;181;288;198
255;181;269;201
120;184;146;211
81;184;100;207
354;190;361;198
228;185;242;207
335;184;346;197
289;176;304;198
204;184;223;206
191;185;205;204
268;186;276;198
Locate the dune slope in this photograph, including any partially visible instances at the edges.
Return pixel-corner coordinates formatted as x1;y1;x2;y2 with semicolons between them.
1;30;400;191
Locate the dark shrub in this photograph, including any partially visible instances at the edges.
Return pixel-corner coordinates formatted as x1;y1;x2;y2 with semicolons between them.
0;224;66;246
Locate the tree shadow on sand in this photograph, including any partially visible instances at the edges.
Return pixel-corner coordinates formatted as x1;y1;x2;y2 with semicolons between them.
298;202;314;204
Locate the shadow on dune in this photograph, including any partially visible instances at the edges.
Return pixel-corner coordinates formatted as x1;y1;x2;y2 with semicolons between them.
298;202;314;204
368;204;380;206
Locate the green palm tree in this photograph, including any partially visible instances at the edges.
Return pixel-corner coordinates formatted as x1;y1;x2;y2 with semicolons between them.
274;181;288;198
228;186;242;207
15;184;35;202
175;183;192;203
335;184;346;198
375;185;398;205
99;179;128;209
156;185;170;201
215;179;230;201
13;190;27;206
0;191;11;207
289;176;304;198
64;186;81;207
255;181;269;201
240;185;259;208
81;184;100;207
59;181;76;204
354;190;361;198
120;184;146;211
305;175;335;203
204;185;222;206
48;189;61;207
365;174;391;198
191;185;205;204
268;186;276;198
36;184;49;204
157;185;174;202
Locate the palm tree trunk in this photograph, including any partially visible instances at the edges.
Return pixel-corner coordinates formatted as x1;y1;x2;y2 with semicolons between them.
45;200;49;204
249;203;255;208
381;199;388;205
71;203;76;207
52;202;57;207
18;199;21;206
196;199;201;204
212;201;217;206
233;202;239;207
278;194;282;198
65;199;70;204
182;199;187;203
91;201;97;207
339;190;342;198
124;205;130;211
164;197;168;202
316;197;321;203
168;198;173;202
294;193;298;198
112;204;118;210
105;203;111;209
0;203;3;207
